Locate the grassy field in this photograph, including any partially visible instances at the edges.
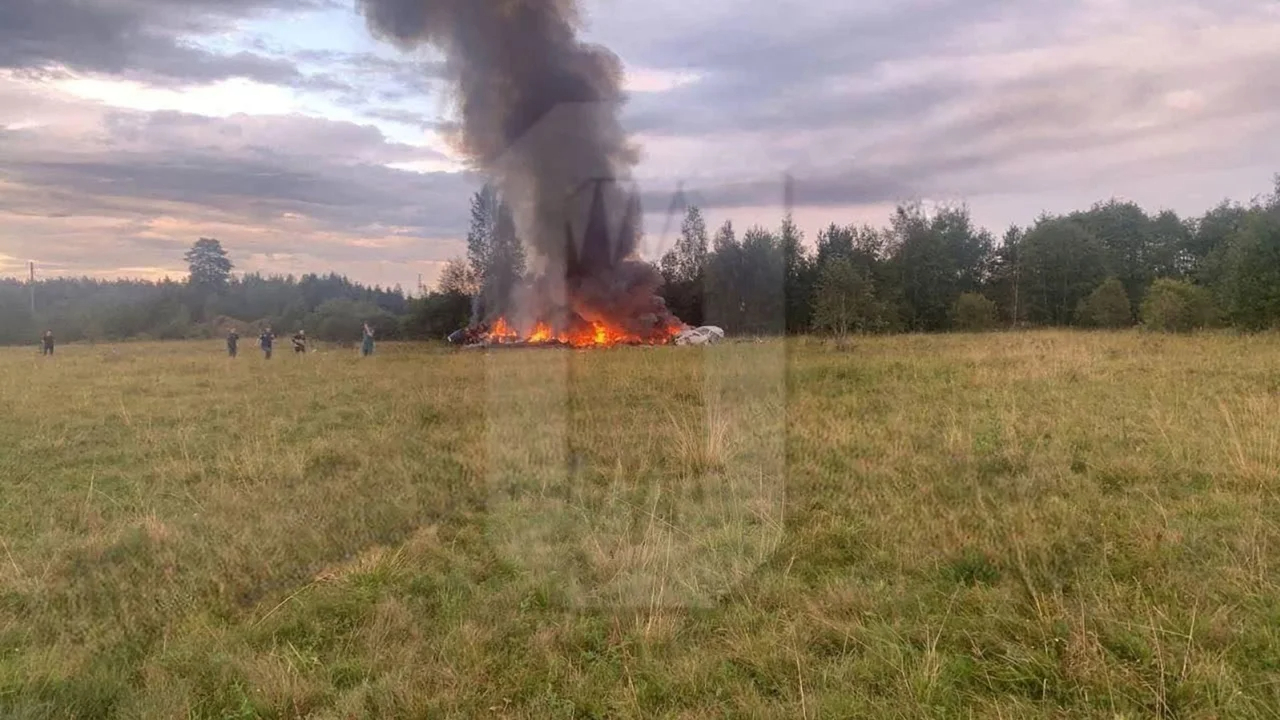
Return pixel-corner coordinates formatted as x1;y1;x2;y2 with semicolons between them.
1;332;1279;718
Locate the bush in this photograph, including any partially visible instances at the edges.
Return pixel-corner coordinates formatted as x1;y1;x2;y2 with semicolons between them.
1076;277;1133;328
1222;209;1280;330
1140;278;1218;332
950;292;998;332
811;258;889;335
403;291;473;340
304;298;398;342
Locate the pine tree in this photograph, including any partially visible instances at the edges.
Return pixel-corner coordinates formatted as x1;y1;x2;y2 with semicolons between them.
184;238;232;290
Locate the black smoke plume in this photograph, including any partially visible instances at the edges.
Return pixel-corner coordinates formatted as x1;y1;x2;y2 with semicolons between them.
357;0;686;339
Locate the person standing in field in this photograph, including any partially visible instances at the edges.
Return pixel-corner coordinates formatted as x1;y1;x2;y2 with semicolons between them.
40;330;54;356
292;330;306;354
260;327;275;359
360;322;375;357
226;328;239;357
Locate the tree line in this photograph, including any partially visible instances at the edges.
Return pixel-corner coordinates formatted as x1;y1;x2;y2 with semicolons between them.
0;238;410;346
6;174;1278;346
413;175;1280;336
654;175;1280;335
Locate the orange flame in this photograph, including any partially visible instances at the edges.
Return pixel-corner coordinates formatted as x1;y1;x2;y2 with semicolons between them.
489;317;519;340
481;317;681;347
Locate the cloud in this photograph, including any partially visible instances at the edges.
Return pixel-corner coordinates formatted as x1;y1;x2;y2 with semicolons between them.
361;107;448;130
0;78;477;287
0;0;345;87
3;0;1280;291
601;0;1280;211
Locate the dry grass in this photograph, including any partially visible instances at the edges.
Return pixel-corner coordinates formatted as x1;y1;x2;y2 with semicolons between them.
1;331;1279;718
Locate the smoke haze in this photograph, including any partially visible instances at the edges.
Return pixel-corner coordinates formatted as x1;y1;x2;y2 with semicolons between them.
358;0;682;338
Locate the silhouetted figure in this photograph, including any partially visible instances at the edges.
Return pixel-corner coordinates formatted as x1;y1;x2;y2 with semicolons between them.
361;322;375;357
292;330;306;354
260;328;274;359
40;330;54;356
226;329;239;357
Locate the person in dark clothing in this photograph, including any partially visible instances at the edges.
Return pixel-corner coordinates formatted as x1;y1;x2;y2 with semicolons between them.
292;330;306;354
259;327;274;359
227;328;239;357
40;330;54;356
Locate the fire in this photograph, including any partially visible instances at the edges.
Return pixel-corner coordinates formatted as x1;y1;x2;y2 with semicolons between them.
476;316;681;347
527;321;555;343
489;317;520;341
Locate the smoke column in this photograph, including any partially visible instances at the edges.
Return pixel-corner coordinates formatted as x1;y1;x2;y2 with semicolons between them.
359;0;682;337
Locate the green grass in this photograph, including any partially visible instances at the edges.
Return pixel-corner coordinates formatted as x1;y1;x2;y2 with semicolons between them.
1;332;1279;718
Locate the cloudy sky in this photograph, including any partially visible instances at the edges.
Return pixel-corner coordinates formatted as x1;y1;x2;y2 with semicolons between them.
2;0;1278;292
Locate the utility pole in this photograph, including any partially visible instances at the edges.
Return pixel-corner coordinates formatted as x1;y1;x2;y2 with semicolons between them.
28;261;35;316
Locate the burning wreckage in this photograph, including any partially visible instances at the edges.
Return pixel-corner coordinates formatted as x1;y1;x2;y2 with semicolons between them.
444;186;724;349
447;317;725;348
357;0;724;350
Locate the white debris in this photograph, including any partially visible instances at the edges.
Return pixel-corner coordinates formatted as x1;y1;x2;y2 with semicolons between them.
674;325;725;346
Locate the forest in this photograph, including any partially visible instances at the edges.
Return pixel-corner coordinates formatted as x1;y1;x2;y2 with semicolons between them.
3;174;1278;346
0;241;410;346
431;174;1280;337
